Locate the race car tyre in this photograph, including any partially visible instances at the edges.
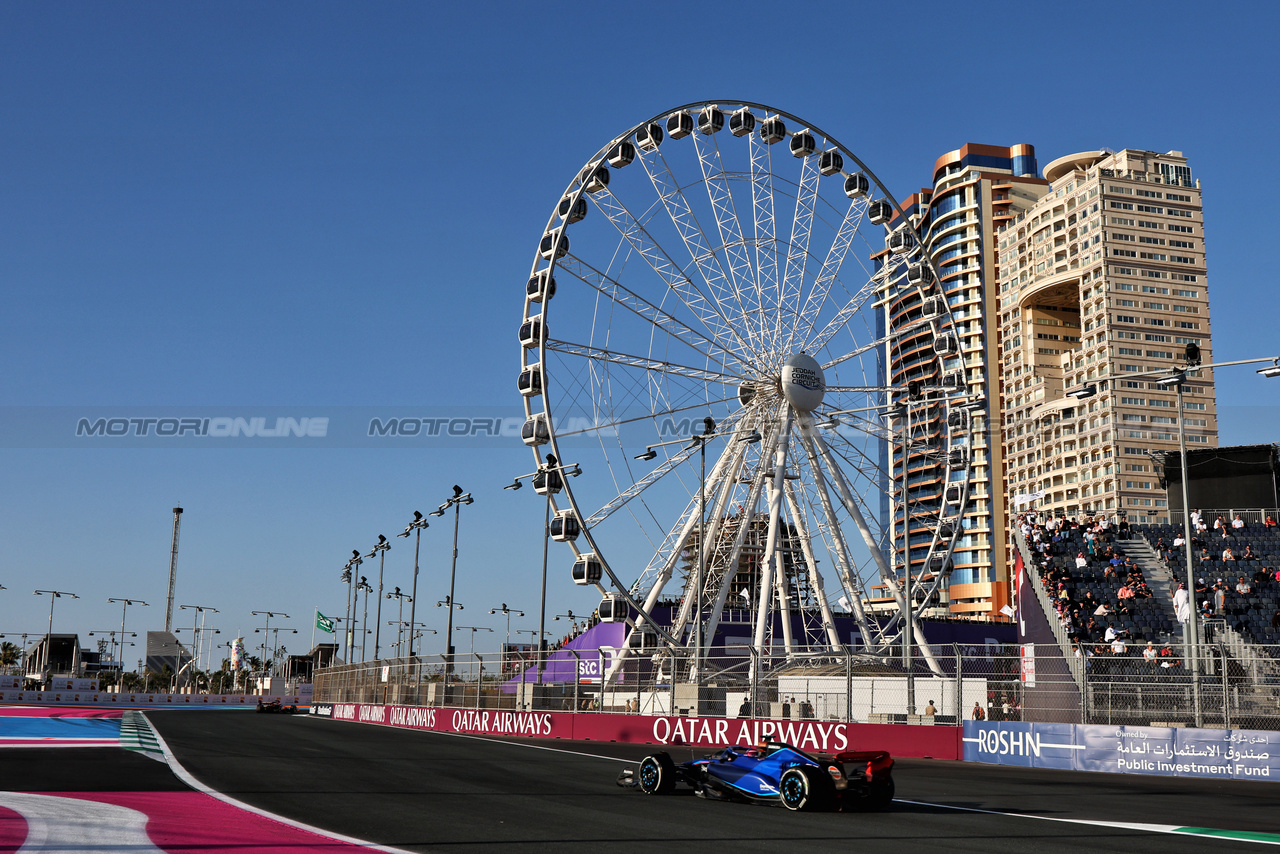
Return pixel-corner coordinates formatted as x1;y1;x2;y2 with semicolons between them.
779;767;835;811
866;778;895;811
638;753;676;795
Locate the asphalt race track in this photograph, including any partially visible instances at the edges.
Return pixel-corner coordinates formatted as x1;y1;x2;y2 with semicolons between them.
128;711;1280;852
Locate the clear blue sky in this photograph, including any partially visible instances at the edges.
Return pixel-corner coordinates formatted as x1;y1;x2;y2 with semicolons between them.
2;0;1277;661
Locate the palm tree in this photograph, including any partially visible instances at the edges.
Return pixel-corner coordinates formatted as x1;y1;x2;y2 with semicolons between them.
120;671;144;692
0;642;19;674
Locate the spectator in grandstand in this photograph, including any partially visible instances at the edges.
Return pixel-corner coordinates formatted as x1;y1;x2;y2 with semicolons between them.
1173;582;1190;624
1266;515;1277;529
1222;546;1236;562
1195;577;1209;600
924;700;937;716
1111;635;1127;654
1104;623;1119;642
1173;532;1186;549
1214;581;1228;615
1237;576;1252;595
1242;544;1256;560
1232;514;1247;531
1117;583;1135;600
1144;641;1158;664
1095;601;1111;617
1214;515;1227;533
971;702;985;720
1076;551;1088;570
1191;509;1203;529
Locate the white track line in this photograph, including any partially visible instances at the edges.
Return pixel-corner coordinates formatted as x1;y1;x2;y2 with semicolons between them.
896;799;1280;846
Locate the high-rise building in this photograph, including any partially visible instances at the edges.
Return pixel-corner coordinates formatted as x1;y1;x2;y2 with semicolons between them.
996;149;1215;526
876;145;1214;621
881;145;1049;620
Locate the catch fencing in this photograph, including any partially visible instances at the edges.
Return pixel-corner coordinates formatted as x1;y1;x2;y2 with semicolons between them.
311;641;1280;731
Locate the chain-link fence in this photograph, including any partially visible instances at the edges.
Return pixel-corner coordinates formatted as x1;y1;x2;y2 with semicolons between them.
314;639;1280;731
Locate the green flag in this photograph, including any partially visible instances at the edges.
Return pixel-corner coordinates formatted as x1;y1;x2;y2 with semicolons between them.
316;611;335;634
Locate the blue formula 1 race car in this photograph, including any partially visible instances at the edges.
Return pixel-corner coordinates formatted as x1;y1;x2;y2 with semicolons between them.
617;741;894;812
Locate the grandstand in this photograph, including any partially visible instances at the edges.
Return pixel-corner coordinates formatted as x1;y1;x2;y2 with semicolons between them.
1133;515;1280;644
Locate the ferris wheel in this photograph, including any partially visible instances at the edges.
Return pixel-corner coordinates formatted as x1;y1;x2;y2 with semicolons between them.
518;101;976;682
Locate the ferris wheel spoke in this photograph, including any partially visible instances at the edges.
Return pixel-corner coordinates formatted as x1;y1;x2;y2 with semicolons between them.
807;274;887;357
584;417;743;528
775;152;821;350
551;395;739;441
544;340;742;386
748;129;781;350
557;253;736;373
692;132;761;338
786;197;869;354
636;146;765;363
818;330;893;372
592;187;756;365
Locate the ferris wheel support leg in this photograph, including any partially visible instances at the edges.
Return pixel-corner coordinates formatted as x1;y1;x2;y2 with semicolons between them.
699;436;762;662
764;479;796;658
752;408;793;681
812;433;945;677
795;420;880;649
781;480;845;652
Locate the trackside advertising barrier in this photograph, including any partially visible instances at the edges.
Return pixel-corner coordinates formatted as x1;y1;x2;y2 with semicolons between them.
0;690;302;708
319;703;961;759
964;721;1280;781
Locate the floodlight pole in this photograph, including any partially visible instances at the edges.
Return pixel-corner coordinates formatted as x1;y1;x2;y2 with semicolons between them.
365;536;390;660
108;598;148;675
396;512;429;659
432;486;473;682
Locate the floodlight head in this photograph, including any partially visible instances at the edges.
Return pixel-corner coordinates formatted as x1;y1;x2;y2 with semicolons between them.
413;510;423;522
703;416;716;435
635;449;657;461
546;453;558;466
504;479;523;490
462;495;473;505
1258;363;1280;379
1066;384;1097;400
352;550;361;559
741;429;762;444
1156;370;1186;388
429;508;445;517
453;485;463;498
567;465;582;477
1184;342;1201;367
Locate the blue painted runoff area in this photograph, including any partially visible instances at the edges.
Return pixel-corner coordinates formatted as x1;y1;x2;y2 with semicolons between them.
0;716;122;740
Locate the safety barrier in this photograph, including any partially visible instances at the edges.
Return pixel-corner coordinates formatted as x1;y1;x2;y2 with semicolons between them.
309;701;962;759
963;720;1280;781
